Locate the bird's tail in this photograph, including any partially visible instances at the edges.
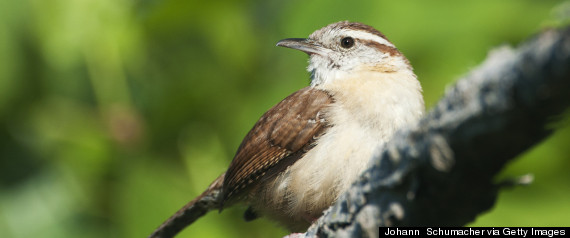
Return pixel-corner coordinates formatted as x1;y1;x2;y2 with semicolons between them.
148;173;225;238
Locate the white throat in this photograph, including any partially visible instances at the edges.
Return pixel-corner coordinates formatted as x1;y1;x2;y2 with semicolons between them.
308;54;413;87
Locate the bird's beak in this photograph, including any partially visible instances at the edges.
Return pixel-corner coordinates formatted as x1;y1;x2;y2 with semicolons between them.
276;38;328;56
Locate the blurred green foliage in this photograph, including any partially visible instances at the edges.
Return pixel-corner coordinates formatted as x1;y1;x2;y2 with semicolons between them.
0;0;569;237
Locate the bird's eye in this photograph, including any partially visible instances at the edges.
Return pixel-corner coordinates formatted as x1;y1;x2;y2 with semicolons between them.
340;37;355;48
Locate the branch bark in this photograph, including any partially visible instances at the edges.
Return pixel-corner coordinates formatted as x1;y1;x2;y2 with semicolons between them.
305;27;570;237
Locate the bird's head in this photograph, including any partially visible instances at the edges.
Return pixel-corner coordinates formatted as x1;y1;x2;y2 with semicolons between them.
277;21;412;86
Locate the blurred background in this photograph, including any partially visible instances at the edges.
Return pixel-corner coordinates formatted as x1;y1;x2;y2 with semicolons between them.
1;0;569;237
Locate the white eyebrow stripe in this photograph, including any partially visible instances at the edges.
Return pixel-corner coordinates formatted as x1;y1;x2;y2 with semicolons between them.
343;29;395;48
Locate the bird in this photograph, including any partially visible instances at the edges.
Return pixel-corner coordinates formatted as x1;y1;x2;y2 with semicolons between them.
149;21;425;238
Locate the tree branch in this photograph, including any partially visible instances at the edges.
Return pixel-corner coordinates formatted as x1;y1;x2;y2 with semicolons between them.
305;27;570;237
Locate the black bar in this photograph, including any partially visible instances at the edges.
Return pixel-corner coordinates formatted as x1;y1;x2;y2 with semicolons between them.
379;227;568;237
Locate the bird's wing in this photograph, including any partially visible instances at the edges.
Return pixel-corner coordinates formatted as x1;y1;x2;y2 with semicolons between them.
221;87;334;205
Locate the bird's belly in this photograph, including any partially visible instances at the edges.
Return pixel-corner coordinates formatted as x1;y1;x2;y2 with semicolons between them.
286;124;382;212
250;123;384;231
